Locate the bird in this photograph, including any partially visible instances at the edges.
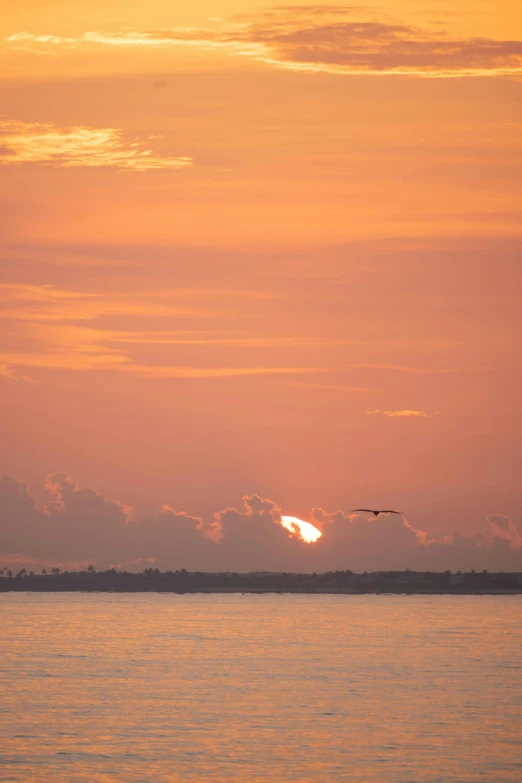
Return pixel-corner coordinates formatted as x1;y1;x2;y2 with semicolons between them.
350;509;402;517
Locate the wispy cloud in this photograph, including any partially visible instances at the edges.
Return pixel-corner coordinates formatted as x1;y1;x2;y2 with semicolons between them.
343;364;493;374
0;119;192;171
0;284;328;381
0;351;129;372
0;284;207;321
365;409;437;418
5;7;522;78
119;365;323;379
0;363;20;380
287;381;383;392
0;351;320;379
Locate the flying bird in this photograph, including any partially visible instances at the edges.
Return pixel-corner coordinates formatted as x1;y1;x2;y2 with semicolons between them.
350;509;402;517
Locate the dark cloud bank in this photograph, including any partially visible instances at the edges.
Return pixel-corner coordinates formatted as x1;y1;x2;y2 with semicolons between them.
1;473;521;572
243;11;522;74
98;6;522;76
11;6;522;77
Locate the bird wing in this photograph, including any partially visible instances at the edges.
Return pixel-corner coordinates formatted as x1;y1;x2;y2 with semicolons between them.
349;508;402;515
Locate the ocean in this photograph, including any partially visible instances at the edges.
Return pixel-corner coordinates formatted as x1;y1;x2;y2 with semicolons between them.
1;593;521;782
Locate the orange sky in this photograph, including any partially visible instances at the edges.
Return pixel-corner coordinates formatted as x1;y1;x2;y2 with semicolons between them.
1;0;521;570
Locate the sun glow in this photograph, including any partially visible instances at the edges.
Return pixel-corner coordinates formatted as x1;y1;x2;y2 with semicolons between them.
280;516;322;544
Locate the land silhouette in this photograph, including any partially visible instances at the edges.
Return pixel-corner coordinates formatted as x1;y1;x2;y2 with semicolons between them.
1;567;521;594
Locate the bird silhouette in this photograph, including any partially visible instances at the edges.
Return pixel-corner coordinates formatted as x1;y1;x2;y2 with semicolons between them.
350;509;402;517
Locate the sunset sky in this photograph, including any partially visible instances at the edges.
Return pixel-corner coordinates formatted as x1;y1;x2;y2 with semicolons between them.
1;0;521;571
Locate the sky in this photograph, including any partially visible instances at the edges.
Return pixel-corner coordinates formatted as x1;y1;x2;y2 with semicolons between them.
1;0;521;572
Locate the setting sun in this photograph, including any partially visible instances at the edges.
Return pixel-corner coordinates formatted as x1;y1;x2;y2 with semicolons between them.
280;516;322;544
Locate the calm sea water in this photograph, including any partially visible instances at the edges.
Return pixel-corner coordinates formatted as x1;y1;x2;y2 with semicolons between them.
1;594;521;783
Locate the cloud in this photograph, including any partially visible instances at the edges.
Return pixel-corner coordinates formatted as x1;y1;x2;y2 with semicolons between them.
0;478;316;572
1;473;521;572
7;34;79;47
343;364;490;374
5;7;522;78
0;473;207;566
365;409;432;417
0;363;20;380
0;119;192;171
120;365;323;379
0;352;322;380
244;10;522;77
0;283;247;322
0;284;326;381
311;507;427;557
287;382;384;392
207;493;283;542
310;508;522;572
487;513;522;549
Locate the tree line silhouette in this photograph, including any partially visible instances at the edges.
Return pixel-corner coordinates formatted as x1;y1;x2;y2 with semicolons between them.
1;567;521;593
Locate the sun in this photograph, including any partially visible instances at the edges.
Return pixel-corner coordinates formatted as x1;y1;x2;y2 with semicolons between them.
280;516;322;544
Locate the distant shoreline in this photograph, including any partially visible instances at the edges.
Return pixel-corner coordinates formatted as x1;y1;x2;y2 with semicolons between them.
1;588;522;595
1;569;521;595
